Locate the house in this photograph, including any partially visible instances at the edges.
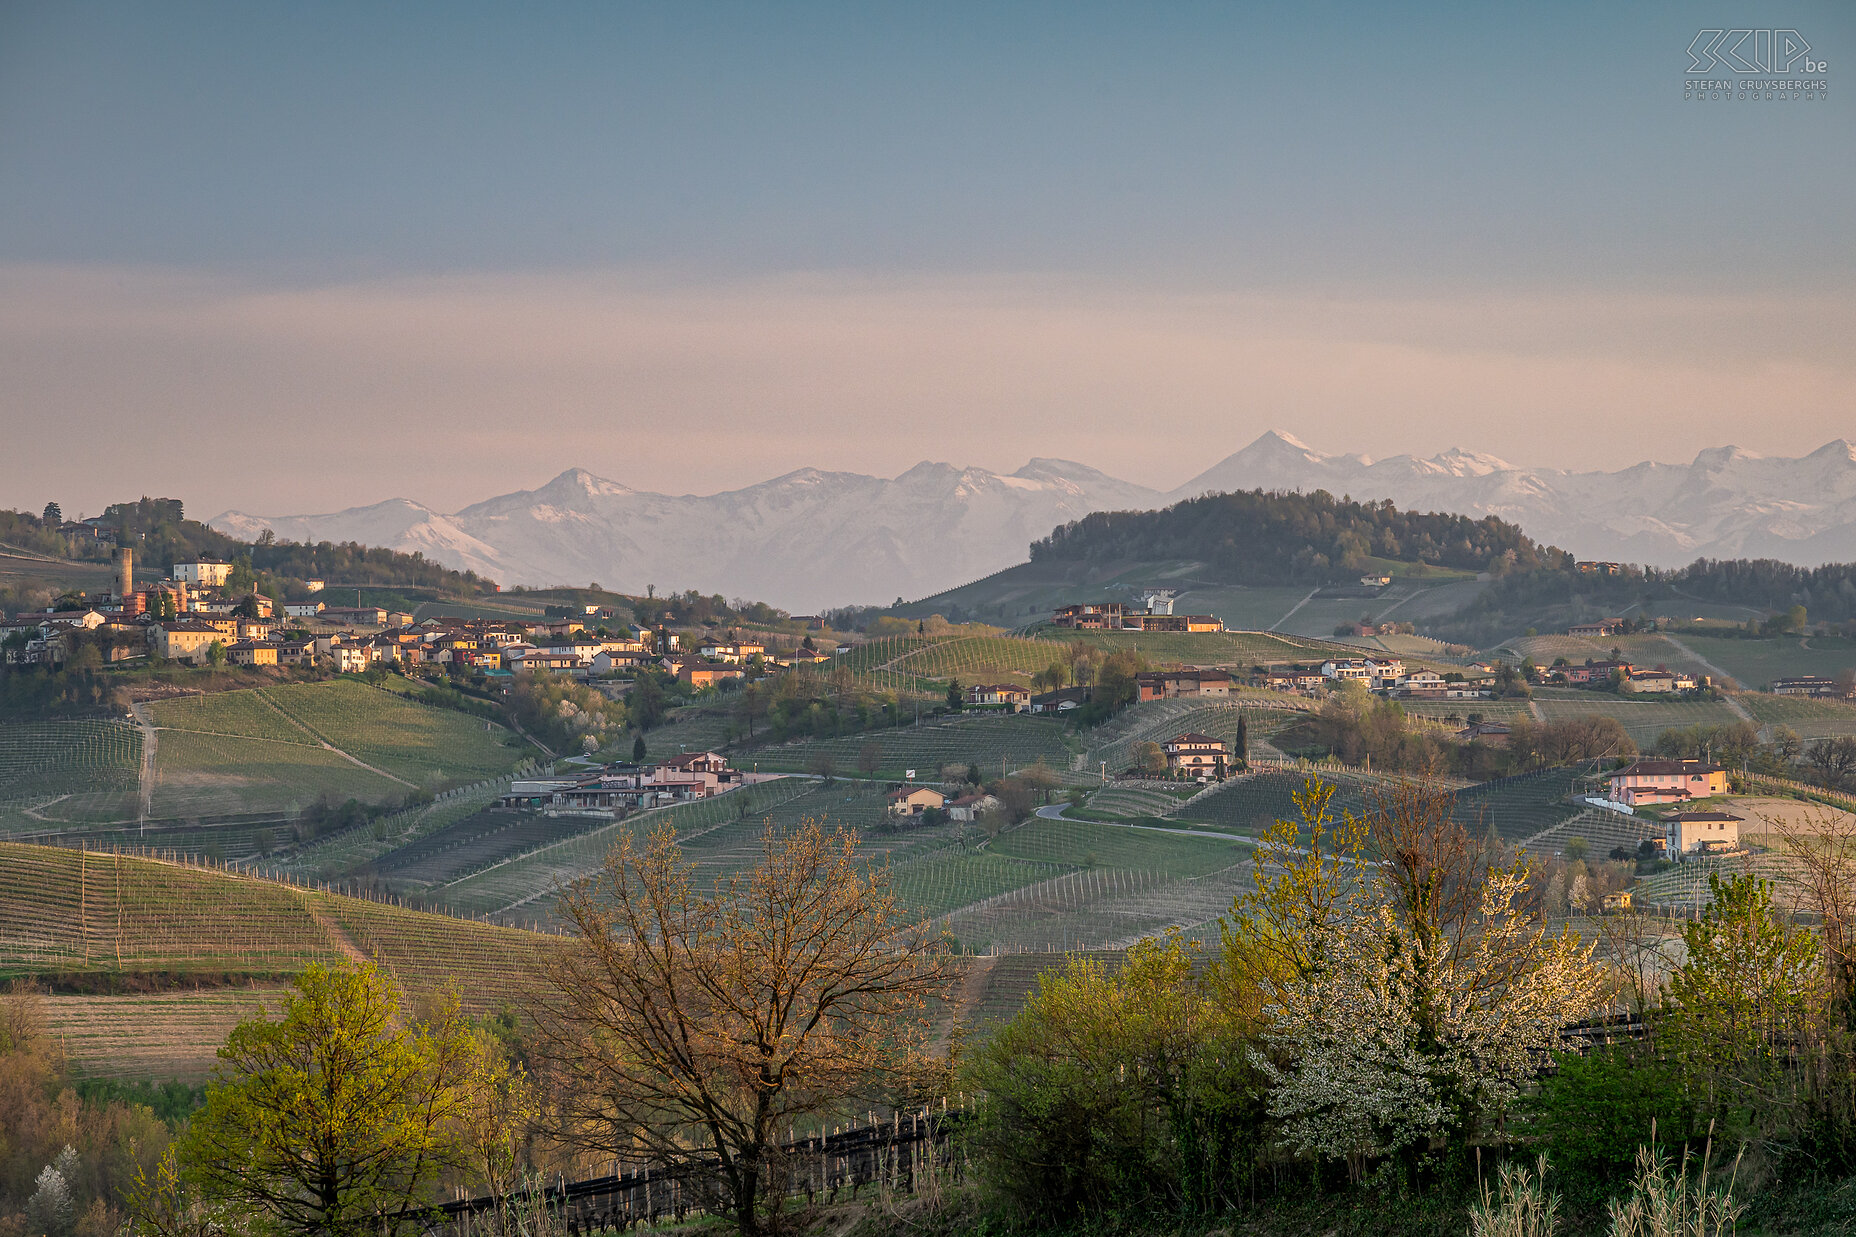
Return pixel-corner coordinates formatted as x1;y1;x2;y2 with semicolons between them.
1622;668;1678;694
964;683;1032;710
789;647;832;666
1321;658;1374;682
1665;811;1743;858
1607;759;1730;807
510;649;585;674
591;650;650;674
1136;669;1233;701
329;645;372;673
1138;589;1176;615
150;620;223;664
1030;686;1092;713
173;561;233;587
303;578;325;593
226;640;279;667
677;661;745;690
1398;669;1448;697
1772;676;1843;697
1455;722;1513;746
1575;562;1626;576
1569;619;1626;637
285;602;325;618
946;792;1002;822
321;606;390;627
1565;659;1631;687
42;609;106;630
1117;613;1225;633
1162;732;1229;779
697;636;766;663
1052;602;1128;629
886;786;945;817
276;640;315;667
1261;664;1326;693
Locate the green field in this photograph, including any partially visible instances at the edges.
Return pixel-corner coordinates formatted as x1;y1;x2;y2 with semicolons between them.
749;714;1079;780
1670;634;1856;691
1528;695;1747;745
1737;692;1856;737
140;680;529;819
0;720;144;831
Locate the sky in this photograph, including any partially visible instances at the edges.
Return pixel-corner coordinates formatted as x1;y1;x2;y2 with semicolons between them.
2;1;1852;519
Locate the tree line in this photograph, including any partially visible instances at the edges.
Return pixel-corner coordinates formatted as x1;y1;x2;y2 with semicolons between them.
1030;489;1564;583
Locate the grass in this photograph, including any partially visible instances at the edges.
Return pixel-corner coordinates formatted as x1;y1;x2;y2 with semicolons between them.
1672;633;1856;691
150;728;406;819
139;680;530;820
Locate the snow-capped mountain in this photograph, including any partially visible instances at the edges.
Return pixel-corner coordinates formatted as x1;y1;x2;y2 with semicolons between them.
212;461;1161;612
211;434;1856;611
1169;432;1856;566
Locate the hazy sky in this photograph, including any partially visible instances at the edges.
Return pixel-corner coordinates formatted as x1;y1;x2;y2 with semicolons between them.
2;2;1852;518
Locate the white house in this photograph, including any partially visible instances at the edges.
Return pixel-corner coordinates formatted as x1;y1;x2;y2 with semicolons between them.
173;561;233;588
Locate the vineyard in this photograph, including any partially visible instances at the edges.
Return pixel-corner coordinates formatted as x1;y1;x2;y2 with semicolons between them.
0;720;143;831
1506;634;1711;676
748;714;1079;780
1737;692;1856;737
144;680;530;818
1528;696;1747;745
0;841;556;1002
42;987;291;1082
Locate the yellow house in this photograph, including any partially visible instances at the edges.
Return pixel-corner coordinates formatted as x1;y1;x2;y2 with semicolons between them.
886;786;946;817
227;640;279;667
151;621;223;664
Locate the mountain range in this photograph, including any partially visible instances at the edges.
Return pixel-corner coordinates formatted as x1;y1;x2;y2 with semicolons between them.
211;433;1856;612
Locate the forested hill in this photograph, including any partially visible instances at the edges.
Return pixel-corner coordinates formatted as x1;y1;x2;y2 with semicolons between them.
0;497;496;595
1029;489;1565;583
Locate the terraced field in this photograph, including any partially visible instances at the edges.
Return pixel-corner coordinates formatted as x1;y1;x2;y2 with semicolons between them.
0;720;143;831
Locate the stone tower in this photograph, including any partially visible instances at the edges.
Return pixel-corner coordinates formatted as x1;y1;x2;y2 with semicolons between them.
116;545;134;601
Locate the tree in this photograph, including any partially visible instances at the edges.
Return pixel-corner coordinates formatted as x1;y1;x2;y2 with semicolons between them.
177;965;487;1237
632;733;647;762
946;679;963;711
1250;780;1602;1174
205;640;226;667
856;741;882;779
536;823;951;1237
1667;873;1822;1114
807;751;836;784
42;501;61;525
1234;716;1248;769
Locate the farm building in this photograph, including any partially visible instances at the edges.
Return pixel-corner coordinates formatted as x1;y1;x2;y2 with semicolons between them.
1665;810;1743;858
1606;759;1729;807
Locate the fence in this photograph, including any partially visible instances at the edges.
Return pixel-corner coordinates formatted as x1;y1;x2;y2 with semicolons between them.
417;1108;962;1235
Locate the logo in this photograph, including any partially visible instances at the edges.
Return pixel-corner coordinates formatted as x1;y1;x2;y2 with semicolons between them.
1684;28;1828;102
1686;29;1824;74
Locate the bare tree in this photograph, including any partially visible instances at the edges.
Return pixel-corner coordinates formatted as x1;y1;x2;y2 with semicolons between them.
534;823;952;1236
1763;804;1856;1017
